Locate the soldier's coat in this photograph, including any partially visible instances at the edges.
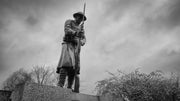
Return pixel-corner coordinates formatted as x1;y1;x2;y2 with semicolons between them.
57;19;86;74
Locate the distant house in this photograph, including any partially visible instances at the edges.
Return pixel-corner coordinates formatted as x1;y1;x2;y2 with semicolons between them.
0;90;12;101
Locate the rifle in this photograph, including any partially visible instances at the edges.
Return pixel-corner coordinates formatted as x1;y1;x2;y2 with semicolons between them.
81;2;86;27
74;2;86;93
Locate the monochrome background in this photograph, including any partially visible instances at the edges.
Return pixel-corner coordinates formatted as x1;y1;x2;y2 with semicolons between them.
0;0;180;94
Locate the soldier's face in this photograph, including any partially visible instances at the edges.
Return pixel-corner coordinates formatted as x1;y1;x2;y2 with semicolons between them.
75;16;83;23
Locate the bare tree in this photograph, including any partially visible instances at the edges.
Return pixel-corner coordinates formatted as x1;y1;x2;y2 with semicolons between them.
2;65;58;91
2;68;33;91
31;65;58;86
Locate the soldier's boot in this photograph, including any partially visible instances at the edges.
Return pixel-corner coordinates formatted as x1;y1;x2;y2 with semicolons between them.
74;75;80;93
67;73;75;89
57;68;67;87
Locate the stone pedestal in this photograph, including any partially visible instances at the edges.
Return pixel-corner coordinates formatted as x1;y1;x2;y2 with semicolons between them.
11;82;113;101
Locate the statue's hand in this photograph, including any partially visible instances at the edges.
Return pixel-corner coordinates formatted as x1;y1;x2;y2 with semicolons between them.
76;24;84;32
81;39;86;46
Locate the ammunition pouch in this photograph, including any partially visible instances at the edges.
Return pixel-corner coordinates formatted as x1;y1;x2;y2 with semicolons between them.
75;32;83;38
63;34;77;45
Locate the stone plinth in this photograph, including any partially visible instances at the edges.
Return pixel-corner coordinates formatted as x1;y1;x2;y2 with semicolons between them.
11;82;113;101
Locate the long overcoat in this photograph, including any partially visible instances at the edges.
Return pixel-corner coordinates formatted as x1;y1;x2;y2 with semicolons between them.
57;19;86;74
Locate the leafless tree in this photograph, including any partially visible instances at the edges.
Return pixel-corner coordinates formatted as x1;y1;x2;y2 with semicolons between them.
2;68;33;91
2;65;58;91
30;65;58;86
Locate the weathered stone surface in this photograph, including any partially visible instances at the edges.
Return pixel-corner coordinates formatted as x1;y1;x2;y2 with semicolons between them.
11;82;114;101
70;93;111;101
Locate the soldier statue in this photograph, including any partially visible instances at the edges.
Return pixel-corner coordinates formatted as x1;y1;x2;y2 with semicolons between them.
56;11;87;93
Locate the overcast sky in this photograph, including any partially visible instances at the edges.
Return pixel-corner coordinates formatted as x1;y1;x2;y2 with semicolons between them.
0;0;180;94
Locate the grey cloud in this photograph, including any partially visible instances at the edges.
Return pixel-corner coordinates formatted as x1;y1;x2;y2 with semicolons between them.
103;0;151;20
165;0;180;28
0;52;5;73
0;0;79;29
0;0;56;9
25;15;40;28
0;0;79;14
0;40;11;73
143;0;180;31
0;0;52;15
141;47;180;72
0;21;5;30
0;0;79;72
104;0;180;30
0;0;52;28
160;47;180;72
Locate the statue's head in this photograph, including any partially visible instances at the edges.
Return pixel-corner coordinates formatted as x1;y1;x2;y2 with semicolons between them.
73;12;87;23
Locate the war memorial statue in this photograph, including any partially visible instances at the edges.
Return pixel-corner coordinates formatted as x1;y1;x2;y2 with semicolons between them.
56;9;87;93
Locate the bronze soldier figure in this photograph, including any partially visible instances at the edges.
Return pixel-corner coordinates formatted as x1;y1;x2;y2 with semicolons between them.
56;12;87;93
